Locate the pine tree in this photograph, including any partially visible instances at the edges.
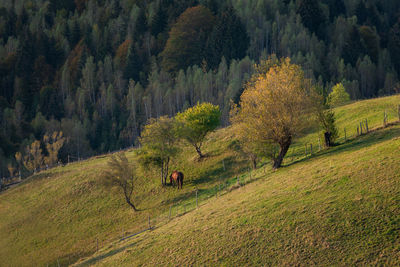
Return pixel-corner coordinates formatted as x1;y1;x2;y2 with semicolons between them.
389;22;400;75
124;44;142;82
297;0;326;37
206;6;249;69
151;2;167;36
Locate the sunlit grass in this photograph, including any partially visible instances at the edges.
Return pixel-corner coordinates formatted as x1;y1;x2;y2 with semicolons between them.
0;94;399;266
77;124;400;266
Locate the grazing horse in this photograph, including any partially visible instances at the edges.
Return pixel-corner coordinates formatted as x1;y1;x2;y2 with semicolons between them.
170;171;184;189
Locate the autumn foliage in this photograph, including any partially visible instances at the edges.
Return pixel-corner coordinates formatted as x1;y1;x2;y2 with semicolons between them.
161;5;215;72
231;58;314;169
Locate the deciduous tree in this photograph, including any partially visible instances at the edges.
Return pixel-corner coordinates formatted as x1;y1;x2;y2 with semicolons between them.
17;140;44;172
327;83;350;107
43;131;65;166
161;5;215;72
138;116;178;185
176;102;221;158
231;58;314;169
102;152;138;212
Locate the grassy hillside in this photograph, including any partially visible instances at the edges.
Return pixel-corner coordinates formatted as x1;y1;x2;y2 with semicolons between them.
77;124;400;266
0;95;399;266
0;127;248;266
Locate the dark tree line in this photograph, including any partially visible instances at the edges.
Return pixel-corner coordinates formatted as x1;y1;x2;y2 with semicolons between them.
1;0;400;176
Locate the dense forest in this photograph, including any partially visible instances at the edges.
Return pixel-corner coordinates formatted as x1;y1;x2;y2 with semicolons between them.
1;0;400;176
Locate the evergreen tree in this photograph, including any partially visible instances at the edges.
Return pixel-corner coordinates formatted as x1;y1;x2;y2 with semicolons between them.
124;44;142;82
324;0;346;21
151;2;167;36
389;22;400;75
206;6;249;69
297;0;325;37
343;26;366;66
134;7;148;38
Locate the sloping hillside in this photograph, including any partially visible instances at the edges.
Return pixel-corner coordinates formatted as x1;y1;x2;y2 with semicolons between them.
0;95;399;266
77;124;400;266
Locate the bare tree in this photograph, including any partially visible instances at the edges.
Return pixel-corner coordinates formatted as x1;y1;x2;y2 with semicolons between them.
102;153;138;212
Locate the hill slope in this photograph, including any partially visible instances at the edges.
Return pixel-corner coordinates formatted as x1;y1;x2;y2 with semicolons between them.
78;124;400;266
0;95;399;266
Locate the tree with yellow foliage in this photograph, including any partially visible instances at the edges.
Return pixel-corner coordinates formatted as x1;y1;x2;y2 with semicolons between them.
43;131;65;167
231;58;314;169
175;102;221;159
327;83;350;107
16;140;44;172
137;116;178;186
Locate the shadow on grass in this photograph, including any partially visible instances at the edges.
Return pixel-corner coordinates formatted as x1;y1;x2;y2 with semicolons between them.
285;125;400;167
161;157;249;206
191;156;247;185
75;239;142;267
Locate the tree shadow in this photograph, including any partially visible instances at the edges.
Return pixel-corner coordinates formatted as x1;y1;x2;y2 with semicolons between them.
75;239;142;267
191;156;247;185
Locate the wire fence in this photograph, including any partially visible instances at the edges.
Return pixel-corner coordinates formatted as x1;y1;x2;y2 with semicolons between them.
287;106;400;163
91;107;400;258
6;105;400;266
87;167;259;261
0;145;138;192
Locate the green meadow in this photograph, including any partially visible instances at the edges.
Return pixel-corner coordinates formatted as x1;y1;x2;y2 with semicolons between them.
0;95;399;266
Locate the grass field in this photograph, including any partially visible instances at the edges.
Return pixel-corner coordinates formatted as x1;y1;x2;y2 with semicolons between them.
0;95;399;266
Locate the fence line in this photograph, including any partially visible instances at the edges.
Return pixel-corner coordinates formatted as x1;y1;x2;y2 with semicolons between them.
103;169;259;249
285;108;400;164
0;145;138;191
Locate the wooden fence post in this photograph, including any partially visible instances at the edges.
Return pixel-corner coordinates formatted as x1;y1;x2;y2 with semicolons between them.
357;126;359;136
222;159;225;171
318;136;321;151
365;119;368;132
383;111;385;127
304;144;307;156
310;144;313;155
344;128;347;141
97;238;99;252
360;122;363;134
237;176;239;186
398;105;400;121
148;215;151;229
169;205;172;219
196;190;198;208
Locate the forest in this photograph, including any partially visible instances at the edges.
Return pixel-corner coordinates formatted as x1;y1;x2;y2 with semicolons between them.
1;0;400;177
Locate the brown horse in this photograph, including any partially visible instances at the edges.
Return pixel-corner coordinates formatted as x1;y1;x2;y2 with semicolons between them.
170;171;184;189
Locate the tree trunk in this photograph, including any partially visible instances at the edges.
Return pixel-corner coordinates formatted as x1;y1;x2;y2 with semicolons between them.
164;157;169;185
195;145;204;158
250;154;257;169
273;138;291;169
161;161;164;185
124;187;137;212
126;198;138;212
324;131;332;147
